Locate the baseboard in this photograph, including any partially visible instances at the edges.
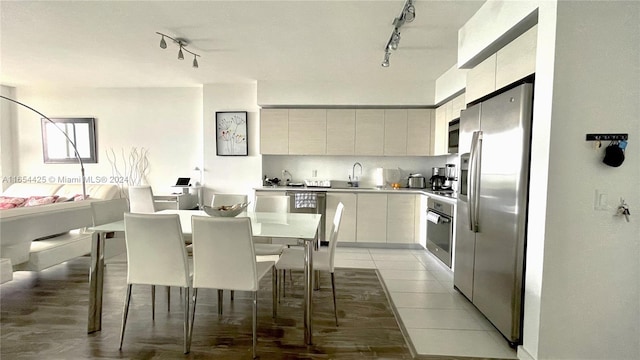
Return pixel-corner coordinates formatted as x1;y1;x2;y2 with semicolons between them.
517;345;536;360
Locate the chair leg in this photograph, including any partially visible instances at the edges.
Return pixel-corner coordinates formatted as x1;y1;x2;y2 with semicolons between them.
119;284;132;350
151;285;156;321
331;272;338;327
183;287;189;354
217;289;223;315
231;290;234;301
188;288;198;351
272;267;277;318
252;291;258;359
167;286;171;312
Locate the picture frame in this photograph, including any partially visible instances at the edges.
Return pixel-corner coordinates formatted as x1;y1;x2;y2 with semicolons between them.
41;117;97;164
215;111;248;156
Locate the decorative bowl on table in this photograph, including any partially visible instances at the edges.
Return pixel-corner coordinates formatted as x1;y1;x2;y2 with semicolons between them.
203;203;249;217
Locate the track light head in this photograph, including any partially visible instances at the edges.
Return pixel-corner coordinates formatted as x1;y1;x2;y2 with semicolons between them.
381;52;390;67
156;32;201;68
405;4;415;22
391;29;401;50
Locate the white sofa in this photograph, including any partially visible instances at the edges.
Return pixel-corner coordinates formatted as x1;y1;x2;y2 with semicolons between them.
0;183;120;274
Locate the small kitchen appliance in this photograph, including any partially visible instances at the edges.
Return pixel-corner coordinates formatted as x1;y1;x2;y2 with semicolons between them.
408;174;426;189
443;163;456;190
430;167;446;191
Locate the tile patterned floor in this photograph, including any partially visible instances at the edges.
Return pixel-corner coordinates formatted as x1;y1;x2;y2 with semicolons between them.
335;246;518;359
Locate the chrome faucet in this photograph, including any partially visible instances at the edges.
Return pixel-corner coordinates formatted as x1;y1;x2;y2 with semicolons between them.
282;169;292;186
349;162;363;187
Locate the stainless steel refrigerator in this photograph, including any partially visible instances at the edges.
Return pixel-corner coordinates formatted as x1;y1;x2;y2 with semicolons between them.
454;83;533;346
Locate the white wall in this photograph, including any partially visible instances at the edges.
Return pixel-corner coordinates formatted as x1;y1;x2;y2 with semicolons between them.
535;1;639;359
257;80;434;106
461;1;640;359
202;83;262;204
8;87;202;194
0;86;17;191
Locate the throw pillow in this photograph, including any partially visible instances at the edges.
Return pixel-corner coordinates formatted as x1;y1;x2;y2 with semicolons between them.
0;196;27;209
23;195;60;207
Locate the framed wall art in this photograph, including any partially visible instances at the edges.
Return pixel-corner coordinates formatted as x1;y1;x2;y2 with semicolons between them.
216;111;248;156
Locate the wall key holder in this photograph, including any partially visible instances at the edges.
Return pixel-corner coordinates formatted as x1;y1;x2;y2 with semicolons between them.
585;133;628;141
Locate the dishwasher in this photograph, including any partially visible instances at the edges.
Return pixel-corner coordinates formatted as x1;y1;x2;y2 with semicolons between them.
285;191;327;246
426;197;454;268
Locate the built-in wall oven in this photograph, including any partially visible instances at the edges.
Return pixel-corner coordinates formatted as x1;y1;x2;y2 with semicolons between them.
426;197;454;268
448;119;460;154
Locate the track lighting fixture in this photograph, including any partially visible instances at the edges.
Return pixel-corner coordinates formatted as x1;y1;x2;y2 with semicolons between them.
156;32;200;68
381;0;415;68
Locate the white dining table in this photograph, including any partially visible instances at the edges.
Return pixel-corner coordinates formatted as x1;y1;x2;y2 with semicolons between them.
87;210;322;345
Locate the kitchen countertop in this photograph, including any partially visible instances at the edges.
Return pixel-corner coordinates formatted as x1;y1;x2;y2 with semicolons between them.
255;185;457;204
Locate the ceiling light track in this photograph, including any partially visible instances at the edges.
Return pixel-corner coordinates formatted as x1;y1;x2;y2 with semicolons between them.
381;0;415;68
156;32;201;68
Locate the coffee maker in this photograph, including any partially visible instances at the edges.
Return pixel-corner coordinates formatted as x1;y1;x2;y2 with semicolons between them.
443;164;456;190
429;167;446;191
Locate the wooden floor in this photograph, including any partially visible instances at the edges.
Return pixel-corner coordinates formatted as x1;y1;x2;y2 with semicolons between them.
1;257;506;360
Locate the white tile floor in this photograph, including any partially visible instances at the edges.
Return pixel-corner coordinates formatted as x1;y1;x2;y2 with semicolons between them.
334;246;518;359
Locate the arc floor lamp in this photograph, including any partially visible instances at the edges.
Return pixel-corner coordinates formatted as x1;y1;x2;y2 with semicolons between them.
1;95;87;199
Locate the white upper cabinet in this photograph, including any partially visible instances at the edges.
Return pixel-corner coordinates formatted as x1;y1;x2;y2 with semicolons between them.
451;93;466;120
466;25;537;103
466;53;497;103
288;109;326;155
355;109;384;156
432;105;449;155
260;109;289;154
496;25;537;90
383;109;408;156
407;109;433;156
326;109;356;155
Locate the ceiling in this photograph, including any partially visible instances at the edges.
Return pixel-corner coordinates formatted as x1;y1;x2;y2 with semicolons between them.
0;1;485;90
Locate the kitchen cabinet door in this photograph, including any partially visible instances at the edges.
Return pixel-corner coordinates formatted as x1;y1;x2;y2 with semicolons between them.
326;192;357;242
288;109;326;155
356;194;387;243
432;105;448;155
260;109;289;154
407;109;433;156
387;194;416;244
496;25;537;90
326;109;356;155
355;109;384;156
383;109;408;156
466;53;497;103
451;93;466;120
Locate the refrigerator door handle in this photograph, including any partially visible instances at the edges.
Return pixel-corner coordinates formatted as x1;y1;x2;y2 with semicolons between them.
469;131;482;233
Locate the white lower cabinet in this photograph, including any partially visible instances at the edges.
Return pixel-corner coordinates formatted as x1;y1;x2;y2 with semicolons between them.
326;193;357;242
354;193;418;244
356;193;387;243
386;194;416;244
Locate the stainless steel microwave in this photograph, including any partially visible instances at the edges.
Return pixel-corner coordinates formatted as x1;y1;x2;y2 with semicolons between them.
448;119;460;153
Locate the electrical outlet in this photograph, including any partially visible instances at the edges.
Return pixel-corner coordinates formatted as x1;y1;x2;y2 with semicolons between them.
312;169;318;177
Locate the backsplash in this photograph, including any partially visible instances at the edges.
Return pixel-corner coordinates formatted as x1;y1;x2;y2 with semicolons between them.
262;154;458;187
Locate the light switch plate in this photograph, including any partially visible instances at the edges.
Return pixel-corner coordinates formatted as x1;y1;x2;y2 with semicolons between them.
594;189;610;211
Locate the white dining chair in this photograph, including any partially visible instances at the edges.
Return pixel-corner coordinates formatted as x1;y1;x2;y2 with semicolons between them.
211;193;248;207
91;198;129;263
128;186;156;213
120;213;192;354
253;195;289;256
275;202;344;326
188;216;276;359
